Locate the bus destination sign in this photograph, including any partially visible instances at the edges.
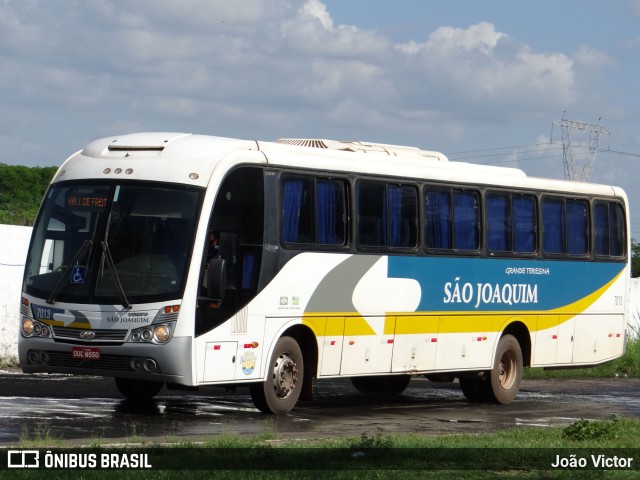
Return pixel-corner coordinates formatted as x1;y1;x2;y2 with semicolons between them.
66;193;108;211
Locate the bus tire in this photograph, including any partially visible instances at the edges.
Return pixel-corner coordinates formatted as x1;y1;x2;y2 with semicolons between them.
487;334;523;404
250;336;303;414
459;377;491;403
351;375;411;396
114;377;163;400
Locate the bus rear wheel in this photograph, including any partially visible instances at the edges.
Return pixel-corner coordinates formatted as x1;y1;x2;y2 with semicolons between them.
487;334;523;404
351;375;411;396
114;377;163;401
250;336;304;414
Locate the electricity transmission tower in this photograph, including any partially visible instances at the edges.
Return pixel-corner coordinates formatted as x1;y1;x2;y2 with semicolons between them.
553;111;610;181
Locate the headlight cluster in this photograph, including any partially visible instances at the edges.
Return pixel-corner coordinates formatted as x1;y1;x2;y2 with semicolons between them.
128;323;174;344
21;318;51;338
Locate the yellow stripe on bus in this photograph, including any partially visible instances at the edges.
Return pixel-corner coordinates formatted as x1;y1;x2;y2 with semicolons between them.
302;270;623;336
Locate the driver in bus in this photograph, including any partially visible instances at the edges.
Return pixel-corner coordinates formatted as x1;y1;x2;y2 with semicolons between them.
206;231;220;267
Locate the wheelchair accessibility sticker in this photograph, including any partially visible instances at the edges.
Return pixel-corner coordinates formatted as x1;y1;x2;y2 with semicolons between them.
71;266;87;284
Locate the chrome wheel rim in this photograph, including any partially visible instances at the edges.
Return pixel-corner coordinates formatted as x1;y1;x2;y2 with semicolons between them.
272;353;298;399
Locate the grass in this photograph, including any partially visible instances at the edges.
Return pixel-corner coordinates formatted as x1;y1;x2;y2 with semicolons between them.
7;418;640;479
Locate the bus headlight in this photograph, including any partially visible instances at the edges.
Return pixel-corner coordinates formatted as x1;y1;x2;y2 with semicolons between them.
153;325;171;344
128;322;174;344
22;318;34;336
21;318;52;338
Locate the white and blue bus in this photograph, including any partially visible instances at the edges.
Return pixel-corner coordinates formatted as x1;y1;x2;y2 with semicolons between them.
19;133;630;413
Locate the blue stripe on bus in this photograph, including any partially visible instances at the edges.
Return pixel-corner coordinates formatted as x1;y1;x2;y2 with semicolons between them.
387;257;625;312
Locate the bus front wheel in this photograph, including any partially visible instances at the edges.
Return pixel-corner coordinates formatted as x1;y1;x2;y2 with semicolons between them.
487;334;523;404
250;336;304;414
114;377;163;401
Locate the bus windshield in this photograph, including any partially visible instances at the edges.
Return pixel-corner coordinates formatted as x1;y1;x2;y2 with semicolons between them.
24;181;203;305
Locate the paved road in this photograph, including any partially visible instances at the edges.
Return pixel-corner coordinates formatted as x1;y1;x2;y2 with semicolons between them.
1;369;638;445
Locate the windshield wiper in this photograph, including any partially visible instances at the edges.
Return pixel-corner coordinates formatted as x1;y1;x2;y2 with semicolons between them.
101;241;132;310
47;239;92;305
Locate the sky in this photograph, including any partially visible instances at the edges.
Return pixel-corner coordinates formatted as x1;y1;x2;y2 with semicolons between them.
1;0;640;238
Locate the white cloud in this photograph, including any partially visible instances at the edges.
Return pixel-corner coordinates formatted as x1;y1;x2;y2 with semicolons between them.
300;0;333;30
0;1;595;167
573;45;615;70
424;21;505;55
395;22;575;114
280;0;389;58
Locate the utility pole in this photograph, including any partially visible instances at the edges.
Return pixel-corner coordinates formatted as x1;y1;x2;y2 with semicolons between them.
553;111;610;182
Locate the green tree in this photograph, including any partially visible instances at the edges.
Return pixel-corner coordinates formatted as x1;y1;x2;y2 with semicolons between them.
632;238;640;278
0;163;57;226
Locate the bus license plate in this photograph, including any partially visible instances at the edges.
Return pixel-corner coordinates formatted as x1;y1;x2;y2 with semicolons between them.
72;347;101;360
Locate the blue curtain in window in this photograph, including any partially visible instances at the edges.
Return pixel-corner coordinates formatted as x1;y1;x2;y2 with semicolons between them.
317;180;336;244
425;191;451;249
543;200;565;254
611;204;625;256
242;253;255;289
388;186;402;247
282;179;303;243
487;194;510;251
594;202;609;255
453;192;478;250
513;196;535;253
567;201;588;255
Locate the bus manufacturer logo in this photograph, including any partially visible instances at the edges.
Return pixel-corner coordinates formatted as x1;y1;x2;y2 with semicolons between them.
79;330;96;340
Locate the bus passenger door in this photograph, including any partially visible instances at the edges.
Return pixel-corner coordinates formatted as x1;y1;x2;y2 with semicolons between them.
340;316;394;375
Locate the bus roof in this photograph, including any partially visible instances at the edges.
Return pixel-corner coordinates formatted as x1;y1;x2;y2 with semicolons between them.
55;132;621;199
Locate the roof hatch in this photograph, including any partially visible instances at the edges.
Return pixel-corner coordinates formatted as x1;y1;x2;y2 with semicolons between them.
106;132;190;152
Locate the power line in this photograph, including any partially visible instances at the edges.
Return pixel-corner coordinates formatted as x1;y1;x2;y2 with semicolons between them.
445;142;551;155
449;149;563;162
599;149;640;159
474;154;564;166
445;142;640;164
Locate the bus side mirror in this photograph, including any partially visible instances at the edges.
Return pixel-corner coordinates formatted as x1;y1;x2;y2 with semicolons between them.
206;258;226;303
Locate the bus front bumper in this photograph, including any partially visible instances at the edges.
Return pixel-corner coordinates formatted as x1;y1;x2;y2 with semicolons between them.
18;336;194;386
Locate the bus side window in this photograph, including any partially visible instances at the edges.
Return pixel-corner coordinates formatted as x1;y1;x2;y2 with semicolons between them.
611;203;626;256
357;181;386;247
453;191;479;251
566;199;589;255
542;197;565;254
388;185;418;248
281;177;314;244
425;190;452;249
595;201;626;257
317;179;347;246
487;193;511;252
513;195;536;253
